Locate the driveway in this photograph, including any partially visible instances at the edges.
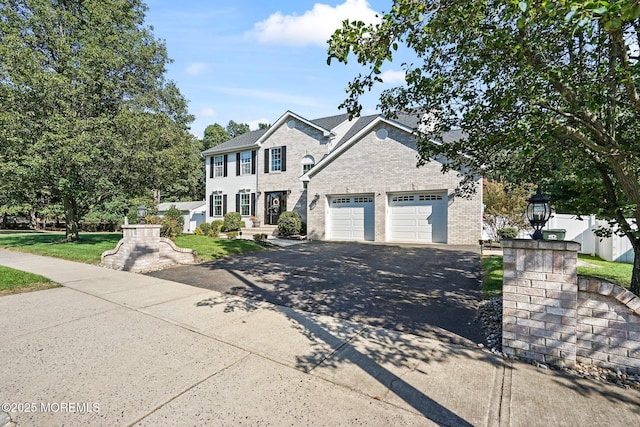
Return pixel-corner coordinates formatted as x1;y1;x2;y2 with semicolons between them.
146;241;484;344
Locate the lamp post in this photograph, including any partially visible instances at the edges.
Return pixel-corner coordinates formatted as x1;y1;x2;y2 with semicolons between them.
137;204;147;225
526;187;551;240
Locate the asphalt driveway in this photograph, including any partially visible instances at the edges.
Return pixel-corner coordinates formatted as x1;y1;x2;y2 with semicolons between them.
146;241;484;344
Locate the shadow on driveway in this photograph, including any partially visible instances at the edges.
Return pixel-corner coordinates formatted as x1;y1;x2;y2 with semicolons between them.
146;241;484;344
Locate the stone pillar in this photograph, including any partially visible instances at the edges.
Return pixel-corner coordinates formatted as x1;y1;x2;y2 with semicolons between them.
502;239;581;367
101;224;197;272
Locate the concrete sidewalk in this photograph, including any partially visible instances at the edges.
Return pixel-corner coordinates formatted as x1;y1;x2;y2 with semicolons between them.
1;250;639;426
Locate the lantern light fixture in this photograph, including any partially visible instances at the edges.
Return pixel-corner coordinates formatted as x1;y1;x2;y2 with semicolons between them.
526;187;551;240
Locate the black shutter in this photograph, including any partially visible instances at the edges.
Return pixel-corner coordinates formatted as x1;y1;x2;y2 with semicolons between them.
209;157;214;178
236;153;241;176
251;193;256;216
264;149;270;173
236;193;240;212
281;146;287;172
251;150;256;175
223;195;227;215
223;154;228;177
209;194;213;217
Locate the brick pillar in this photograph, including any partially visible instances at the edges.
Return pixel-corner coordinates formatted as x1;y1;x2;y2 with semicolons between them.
502;239;581;367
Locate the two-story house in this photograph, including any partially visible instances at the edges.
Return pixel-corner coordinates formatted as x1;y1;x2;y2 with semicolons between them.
201;110;482;245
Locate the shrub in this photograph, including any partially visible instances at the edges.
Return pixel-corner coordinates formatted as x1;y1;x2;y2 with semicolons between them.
211;220;224;234
194;225;204;235
160;205;184;238
497;227;518;240
253;233;267;242
226;231;238;240
278;211;302;236
197;222;212;236
223;212;243;232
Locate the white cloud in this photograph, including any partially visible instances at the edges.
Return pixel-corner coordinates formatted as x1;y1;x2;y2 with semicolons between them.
247;118;271;130
380;69;405;84
186;62;208;76
197;107;217;118
250;0;380;47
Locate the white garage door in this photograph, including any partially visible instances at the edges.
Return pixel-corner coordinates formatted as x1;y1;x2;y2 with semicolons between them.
389;194;447;243
328;196;374;241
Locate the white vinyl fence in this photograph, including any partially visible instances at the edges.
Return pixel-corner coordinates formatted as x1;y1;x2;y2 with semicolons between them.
484;214;635;263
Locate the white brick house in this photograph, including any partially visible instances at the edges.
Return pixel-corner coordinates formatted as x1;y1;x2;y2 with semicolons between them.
201;111;482;245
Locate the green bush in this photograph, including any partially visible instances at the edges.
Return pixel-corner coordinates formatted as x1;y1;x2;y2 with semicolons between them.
211;220;224;234
277;211;302;236
222;212;243;232
497;227;518;240
196;222;212;236
253;233;268;242
226;231;238;240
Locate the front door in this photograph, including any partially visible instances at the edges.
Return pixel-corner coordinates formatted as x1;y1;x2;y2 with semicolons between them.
265;191;287;225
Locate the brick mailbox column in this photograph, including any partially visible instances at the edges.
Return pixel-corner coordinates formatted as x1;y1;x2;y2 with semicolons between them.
502;239;581;367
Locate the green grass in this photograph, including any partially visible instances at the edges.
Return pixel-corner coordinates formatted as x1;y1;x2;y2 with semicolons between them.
0;232;122;263
173;234;264;261
0;231;264;264
481;254;633;299
0;265;59;295
481;255;505;299
576;254;633;287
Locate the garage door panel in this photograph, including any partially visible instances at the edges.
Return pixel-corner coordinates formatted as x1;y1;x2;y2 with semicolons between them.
328;197;374;241
389;194;446;243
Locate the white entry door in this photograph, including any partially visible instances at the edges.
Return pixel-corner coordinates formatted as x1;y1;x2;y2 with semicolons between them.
328;196;374;241
388;194;447;243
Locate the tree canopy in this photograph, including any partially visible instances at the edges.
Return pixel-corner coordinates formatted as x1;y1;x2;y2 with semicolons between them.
328;0;640;295
202;123;230;151
225;120;250;138
0;0;196;240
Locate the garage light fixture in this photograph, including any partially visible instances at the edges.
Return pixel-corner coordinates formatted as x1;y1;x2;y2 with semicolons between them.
526;187;551;240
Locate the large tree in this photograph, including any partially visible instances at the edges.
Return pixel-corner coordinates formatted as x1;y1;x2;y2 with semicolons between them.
202;123;230;151
328;0;640;295
0;0;194;240
225;120;250;139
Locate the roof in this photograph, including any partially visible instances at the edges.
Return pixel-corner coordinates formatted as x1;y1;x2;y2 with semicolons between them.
157;201;206;212
332;114;380;151
310;113;350;131
201;128;268;156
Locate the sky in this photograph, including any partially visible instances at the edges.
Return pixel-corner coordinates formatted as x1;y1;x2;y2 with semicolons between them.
143;0;410;138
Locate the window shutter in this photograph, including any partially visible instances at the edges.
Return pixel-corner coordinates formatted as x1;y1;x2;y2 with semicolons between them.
209;157;214;178
223;154;228;177
251;193;256;216
236;193;240;212
223;195;227;215
281;146;287;172
251;150;256;175
209;194;213;217
264;149;270;173
236;153;241;176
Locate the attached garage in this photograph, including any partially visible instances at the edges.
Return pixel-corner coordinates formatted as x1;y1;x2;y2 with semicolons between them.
388;193;447;243
327;195;374;241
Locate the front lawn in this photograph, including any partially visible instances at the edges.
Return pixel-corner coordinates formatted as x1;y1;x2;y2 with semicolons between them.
0;231;263;263
0;265;59;295
481;254;633;298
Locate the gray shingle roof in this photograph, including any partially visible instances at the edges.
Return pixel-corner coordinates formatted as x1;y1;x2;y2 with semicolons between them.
201;128;268;156
332;114;380;150
310;113;350;131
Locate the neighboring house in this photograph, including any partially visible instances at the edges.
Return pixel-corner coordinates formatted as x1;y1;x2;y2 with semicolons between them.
157;201;206;234
201;111;482;245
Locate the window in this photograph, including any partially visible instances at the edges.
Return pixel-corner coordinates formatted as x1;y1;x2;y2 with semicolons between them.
354;197;373;203
213;195;223;217
392;195;414;202
332;197;351;204
303;164;313;174
240;151;252;175
240;193;250;216
214;155;224;177
419;194;443;201
271;147;282;172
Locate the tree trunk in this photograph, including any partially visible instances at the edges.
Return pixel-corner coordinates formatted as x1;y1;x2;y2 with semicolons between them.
63;195;79;241
631;246;640;296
